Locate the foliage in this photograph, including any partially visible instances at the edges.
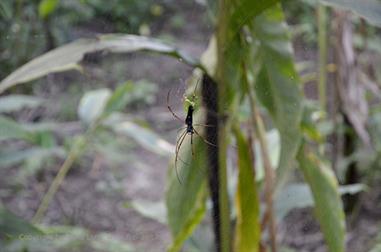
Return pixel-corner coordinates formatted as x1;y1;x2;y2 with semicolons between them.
0;0;170;79
1;0;381;252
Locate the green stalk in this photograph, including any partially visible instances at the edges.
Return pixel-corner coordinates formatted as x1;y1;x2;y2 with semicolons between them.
318;4;328;112
32;127;93;223
215;0;232;251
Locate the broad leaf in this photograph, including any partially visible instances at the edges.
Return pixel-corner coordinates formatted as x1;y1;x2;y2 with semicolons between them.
233;127;260;252
252;4;303;183
166;137;208;252
297;144;346;252
231;0;280;29
0;34;201;94
320;0;381;27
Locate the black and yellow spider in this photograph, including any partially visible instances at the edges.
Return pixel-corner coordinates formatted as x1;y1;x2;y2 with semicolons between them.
167;80;215;183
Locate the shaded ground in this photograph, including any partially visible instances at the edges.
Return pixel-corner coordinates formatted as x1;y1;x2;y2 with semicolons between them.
1;1;380;252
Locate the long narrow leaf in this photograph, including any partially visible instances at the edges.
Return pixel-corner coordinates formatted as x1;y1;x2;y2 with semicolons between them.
297;144;346;252
166;137;208;252
0;34;201;94
252;4;303;183
233;127;260;252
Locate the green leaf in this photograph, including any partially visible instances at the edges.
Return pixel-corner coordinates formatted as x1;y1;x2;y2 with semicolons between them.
108;118;174;156
0;147;65;167
104;82;134;115
233;127;260;252
127;200;167;224
0;34;201;94
252;4;303;183
0;95;45;113
320;0;381;27
77;89;111;124
275;183;364;221
297;144;346;252
38;0;59;19
0;116;35;142
166;137;208;252
231;0;280;29
0;207;42;238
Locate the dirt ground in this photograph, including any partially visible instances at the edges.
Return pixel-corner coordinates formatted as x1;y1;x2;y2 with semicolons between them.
1;1;380;251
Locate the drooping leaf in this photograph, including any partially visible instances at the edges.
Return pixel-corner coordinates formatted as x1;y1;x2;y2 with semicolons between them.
275;183;364;221
166;137;208;252
0;95;45;113
320;0;381;27
297;144;346;252
38;0;59;19
0;34;201;94
77;89;111;124
233;127;260;252
252;4;303;183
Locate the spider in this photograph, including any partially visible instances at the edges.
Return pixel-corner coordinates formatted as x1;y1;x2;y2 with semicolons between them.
167;80;215;183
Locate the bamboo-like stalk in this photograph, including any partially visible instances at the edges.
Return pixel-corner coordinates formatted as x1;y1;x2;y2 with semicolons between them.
214;0;232;251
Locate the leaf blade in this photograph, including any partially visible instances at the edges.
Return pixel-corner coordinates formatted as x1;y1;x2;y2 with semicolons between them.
253;4;303;183
0;34;200;94
297;144;346;252
233;127;260;252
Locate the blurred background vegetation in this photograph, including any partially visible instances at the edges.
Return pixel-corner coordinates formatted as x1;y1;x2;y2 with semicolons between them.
0;0;381;252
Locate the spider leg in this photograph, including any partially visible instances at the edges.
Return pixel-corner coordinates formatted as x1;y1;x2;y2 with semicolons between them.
193;128;217;147
176;126;187;134
193;123;215;127
176;130;191;166
167;89;183;122
174;130;188;183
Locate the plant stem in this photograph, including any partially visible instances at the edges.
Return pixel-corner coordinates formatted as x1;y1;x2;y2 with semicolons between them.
318;4;328;112
212;0;232;251
32;135;87;223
